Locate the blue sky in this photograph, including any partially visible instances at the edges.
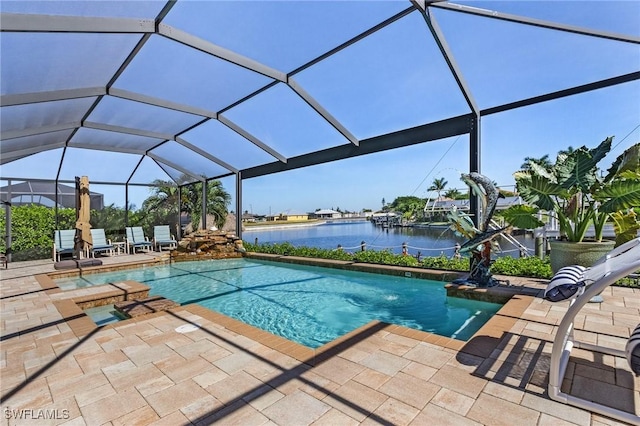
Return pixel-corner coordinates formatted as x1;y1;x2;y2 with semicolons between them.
1;1;639;215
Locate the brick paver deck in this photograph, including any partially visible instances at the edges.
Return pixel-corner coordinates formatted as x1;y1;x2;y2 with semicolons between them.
1;253;638;425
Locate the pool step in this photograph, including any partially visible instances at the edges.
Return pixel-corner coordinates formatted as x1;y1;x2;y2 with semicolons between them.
114;296;180;318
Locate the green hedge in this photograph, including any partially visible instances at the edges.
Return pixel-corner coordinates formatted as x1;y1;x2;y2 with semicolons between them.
0;205;76;261
243;241;553;279
243;242;640;287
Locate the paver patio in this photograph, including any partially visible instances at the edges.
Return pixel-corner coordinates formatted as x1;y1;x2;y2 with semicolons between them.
1;254;638;425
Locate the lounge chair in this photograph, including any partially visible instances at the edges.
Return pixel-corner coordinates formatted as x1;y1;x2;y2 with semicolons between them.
89;228;114;257
153;225;177;251
547;237;640;425
53;229;76;261
125;226;152;254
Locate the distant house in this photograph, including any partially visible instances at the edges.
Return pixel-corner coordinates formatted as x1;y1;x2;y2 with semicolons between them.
266;213;308;222
242;213;256;223
312;209;341;219
424;196;526;214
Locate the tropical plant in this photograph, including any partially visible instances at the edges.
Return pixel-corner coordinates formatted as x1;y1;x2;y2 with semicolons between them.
200;179;231;230
503;138;640;245
91;203;129;241
389;196;426;220
443;188;464;199
428;177;448;200
520;154;552;170
142;176;231;231
242;241;558;279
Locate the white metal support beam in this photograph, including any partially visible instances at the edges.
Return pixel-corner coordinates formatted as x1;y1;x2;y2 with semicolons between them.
83;121;173;140
413;1;479;115
0;13;156;33
432;2;640;44
108;88;218;119
175;136;238;174
158;24;287;82
1;122;80;140
0;142;65;164
0;87;106;107
287;78;359;146
69;142;146;156
147;152;204;182
217;116;287;163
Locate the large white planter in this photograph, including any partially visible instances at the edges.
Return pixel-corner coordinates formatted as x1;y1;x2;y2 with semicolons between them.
549;240;616;274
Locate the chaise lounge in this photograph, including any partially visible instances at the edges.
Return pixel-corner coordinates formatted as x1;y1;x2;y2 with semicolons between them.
125;226;152;254
53;229;76;261
89;228;114;257
153;225;177;251
547;237;640;424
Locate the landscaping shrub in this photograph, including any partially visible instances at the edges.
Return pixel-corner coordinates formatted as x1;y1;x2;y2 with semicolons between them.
243;241;636;287
244;241;553;278
0;205;75;261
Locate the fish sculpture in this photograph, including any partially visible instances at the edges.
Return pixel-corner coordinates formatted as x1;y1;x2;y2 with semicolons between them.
448;172;511;287
460;172;505;232
459;226;510;253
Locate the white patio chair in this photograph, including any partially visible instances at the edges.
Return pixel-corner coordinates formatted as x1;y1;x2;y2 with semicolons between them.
125;226;152;254
53;229;76;261
547;237;640;424
153;225;177;251
89;228;114;257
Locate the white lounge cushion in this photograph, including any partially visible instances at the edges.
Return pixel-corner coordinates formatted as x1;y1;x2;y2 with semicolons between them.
627;324;640;376
544;265;587;302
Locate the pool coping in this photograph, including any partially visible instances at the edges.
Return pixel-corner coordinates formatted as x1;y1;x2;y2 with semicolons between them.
37;254;543;364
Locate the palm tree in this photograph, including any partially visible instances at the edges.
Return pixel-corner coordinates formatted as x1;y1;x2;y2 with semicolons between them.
521;154;552;171
444;188;462;199
143;179;179;211
204;179;232;229
180;179;231;230
141;176;231;233
521;148;574;171
140;179;180;234
428;177;448;201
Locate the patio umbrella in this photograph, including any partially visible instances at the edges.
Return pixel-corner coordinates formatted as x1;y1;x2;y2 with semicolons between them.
75;176;92;258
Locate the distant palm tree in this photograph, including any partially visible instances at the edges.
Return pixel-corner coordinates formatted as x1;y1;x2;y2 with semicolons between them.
428;177;448;200
444;188;462;199
558;146;576;156
521;154;552;170
521;148;574;171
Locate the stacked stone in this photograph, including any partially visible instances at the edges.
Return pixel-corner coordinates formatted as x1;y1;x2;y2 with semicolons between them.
172;230;245;262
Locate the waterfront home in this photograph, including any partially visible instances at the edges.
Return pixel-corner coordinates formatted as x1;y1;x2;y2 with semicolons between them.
266;213;309;222
311;209;342;219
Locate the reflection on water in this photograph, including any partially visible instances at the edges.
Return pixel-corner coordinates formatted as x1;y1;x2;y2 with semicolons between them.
243;221;534;257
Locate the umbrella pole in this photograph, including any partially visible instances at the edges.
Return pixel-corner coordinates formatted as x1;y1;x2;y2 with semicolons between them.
75;176;93;259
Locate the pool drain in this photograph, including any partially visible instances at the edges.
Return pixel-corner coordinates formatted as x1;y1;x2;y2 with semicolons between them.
175;324;201;333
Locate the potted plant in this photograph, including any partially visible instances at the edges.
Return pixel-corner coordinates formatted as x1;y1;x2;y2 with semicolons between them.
502;137;640;272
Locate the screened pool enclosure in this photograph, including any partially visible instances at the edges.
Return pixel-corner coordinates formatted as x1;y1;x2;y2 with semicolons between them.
1;1;638;258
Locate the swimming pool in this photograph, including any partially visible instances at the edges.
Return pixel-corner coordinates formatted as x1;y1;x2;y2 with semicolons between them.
83;304;126;326
55;258;502;348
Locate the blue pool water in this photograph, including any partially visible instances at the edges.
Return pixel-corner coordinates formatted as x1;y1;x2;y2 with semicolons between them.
83;304;125;326
56;258;502;348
